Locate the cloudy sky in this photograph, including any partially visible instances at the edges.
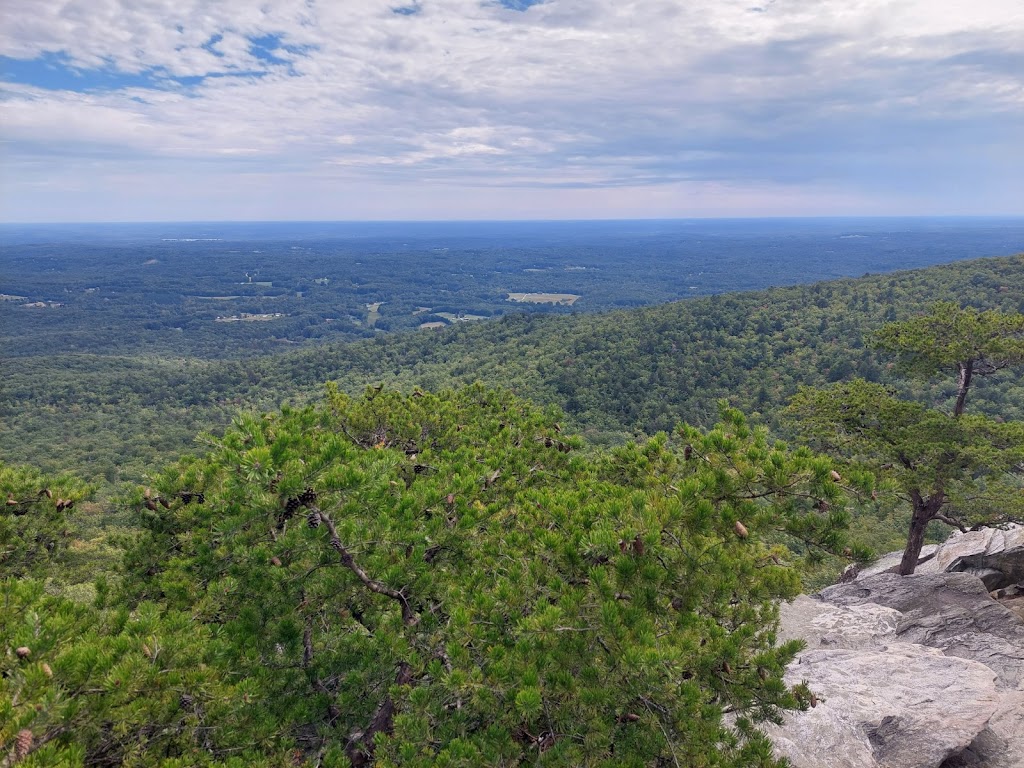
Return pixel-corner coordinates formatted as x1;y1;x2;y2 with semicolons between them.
2;0;1023;222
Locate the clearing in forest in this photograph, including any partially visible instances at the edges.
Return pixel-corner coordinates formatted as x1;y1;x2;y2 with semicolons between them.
214;312;286;322
506;292;580;306
366;301;385;327
436;312;487;323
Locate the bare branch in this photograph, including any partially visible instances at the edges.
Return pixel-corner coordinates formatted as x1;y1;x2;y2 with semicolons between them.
316;507;419;627
933;513;968;533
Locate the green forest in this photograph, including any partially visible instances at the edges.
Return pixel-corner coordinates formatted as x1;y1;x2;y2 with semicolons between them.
3;253;1024;766
5;253;1024;484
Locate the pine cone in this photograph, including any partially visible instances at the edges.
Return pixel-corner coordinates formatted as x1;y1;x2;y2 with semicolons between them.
307;511;321;529
298;487;317;506
16;729;32;759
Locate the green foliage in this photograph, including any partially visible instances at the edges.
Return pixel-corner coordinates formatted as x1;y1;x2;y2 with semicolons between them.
0;462;94;579
4;240;1024;764
0;463;289;767
4;254;1024;490
0;578;293;767
873;301;1024;382
787;302;1024;573
787;379;1024;524
113;385;857;766
874;302;1024;418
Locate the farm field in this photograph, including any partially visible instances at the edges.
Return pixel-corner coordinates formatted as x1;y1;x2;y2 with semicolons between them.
506;292;581;305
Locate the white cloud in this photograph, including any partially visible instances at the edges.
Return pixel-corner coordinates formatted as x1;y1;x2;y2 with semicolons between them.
1;0;1023;219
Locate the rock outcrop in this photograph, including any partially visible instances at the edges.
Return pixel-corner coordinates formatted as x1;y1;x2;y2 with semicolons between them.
823;572;1024;690
767;527;1024;768
858;524;1024;591
767;638;998;768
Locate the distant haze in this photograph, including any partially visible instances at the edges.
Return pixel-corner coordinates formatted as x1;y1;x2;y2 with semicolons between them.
2;1;1023;222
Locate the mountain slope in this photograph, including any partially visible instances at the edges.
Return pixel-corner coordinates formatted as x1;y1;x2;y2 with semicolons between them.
3;253;1023;482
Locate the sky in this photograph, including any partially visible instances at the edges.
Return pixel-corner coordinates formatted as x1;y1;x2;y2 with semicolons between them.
1;0;1023;222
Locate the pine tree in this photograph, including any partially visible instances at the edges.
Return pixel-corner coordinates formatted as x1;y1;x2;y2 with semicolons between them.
787;304;1024;575
119;384;856;766
1;462;93;579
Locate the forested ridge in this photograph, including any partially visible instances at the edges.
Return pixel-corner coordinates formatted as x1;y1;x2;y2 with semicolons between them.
4;253;1023;484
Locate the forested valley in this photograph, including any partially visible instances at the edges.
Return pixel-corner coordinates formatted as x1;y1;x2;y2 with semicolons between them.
3;249;1024;766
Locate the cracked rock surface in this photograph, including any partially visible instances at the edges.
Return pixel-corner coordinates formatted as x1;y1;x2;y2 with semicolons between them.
768;549;1024;768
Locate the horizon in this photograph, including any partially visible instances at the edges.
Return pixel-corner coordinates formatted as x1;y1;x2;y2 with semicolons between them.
5;214;1024;227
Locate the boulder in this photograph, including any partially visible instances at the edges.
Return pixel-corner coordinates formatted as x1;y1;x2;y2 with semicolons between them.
930;525;1024;590
770;571;1024;768
777;594;901;650
765;644;999;768
821;572;1024;689
858;525;1024;589
857;545;939;579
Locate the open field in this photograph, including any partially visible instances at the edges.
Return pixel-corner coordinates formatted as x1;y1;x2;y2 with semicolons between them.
366;301;384;328
507;292;581;306
436;312;488;322
214;312;286;322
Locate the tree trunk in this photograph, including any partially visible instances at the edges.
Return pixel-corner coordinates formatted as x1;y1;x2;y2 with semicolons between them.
898;490;942;575
953;359;974;418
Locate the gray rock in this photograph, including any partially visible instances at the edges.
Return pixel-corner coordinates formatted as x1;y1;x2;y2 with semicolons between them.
858;545;940;579
770;570;1024;767
778;594;901;650
765;644;999;768
821;572;1024;689
932;525;1024;590
859;525;1024;589
819;572;1024;767
985;691;1024;768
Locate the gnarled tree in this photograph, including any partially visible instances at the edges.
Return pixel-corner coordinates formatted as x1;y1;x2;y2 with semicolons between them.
787;304;1024;576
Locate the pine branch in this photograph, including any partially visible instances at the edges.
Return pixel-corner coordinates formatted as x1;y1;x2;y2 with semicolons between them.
303;622;341;726
316;507;419;627
345;662;414;767
1;726;69;768
933;512;967;532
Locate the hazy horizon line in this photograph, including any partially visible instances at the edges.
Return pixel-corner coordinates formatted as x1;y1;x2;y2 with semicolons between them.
4;214;1024;227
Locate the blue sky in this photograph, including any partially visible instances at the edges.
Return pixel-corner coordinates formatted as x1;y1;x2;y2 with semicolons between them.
2;0;1023;222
